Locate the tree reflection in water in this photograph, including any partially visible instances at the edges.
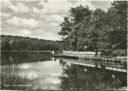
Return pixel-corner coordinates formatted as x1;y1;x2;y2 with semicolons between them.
1;52;52;65
59;59;127;91
1;52;127;90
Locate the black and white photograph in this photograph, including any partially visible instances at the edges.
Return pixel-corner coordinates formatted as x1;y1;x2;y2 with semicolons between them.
0;0;127;91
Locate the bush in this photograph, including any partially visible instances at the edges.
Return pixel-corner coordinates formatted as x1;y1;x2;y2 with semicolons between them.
101;49;126;57
112;50;127;56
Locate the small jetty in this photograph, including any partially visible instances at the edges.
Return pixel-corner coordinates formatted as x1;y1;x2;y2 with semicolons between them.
54;51;127;72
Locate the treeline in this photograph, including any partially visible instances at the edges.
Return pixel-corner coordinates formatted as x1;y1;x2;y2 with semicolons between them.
59;1;127;56
1;35;62;51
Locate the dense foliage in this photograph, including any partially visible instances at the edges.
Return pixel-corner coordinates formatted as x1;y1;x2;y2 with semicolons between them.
1;35;62;51
59;1;127;56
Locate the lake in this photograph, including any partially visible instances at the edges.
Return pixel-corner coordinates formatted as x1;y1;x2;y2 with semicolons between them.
1;52;127;91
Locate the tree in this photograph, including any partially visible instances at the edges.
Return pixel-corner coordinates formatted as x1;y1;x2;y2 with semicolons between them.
1;40;11;51
59;1;127;57
106;1;127;50
59;5;92;51
1;35;61;51
90;9;107;55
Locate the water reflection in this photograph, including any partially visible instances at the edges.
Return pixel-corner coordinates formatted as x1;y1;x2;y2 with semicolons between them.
1;52;52;65
1;52;127;90
1;52;61;90
59;60;127;91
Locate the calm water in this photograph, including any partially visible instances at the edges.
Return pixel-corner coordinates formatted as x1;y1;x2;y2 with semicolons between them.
1;52;127;91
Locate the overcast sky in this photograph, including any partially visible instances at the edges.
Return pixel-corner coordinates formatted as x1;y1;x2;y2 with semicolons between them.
1;0;113;40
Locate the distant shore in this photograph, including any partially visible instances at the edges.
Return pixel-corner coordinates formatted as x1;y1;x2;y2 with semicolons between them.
1;50;54;53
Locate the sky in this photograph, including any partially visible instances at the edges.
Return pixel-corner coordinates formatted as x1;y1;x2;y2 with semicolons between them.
1;0;113;40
